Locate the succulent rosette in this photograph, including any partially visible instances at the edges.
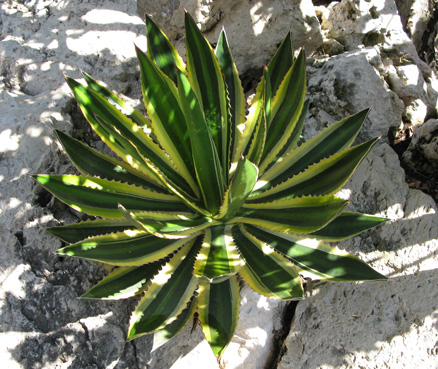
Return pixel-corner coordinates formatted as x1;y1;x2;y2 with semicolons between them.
34;13;387;357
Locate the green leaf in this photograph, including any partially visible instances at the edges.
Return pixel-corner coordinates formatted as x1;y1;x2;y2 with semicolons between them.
193;225;243;282
58;229;199;266
127;238;201;339
82;71;150;128
309;211;389;241
152;296;198;351
145;14;186;83
177;70;225;215
245;225;387;281
234;195;349;233
33;174;189;218
55;130;165;192
46;218;135;244
232;225;303;299
251;137;379;202
198;276;240;357
185;12;229;176
259;50;306;173
82;261;164;299
135;46;199;196
66;76;196;196
217;156;258;221
258;99;309;176
119;205;217;239
215;30;246;167
233;32;293;161
259;109;370;188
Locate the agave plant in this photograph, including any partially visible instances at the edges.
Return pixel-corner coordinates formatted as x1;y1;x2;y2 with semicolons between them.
34;13;387;357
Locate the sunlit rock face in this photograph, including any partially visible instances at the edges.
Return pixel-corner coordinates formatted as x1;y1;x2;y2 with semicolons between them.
1;0;437;368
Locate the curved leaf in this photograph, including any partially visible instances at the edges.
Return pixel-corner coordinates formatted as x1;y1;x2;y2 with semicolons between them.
58;230;198;266
145;14;186;83
185;12;229;176
127;238;201;339
33;174;189;218
245;225;387;281
82;261;164;299
251;137;379;202
55;129;165;192
46;218;134;244
198;276;240;357
233;225;303;299
309;211;389;241
234;195;349;233
259;109;370;187
176;70;225;215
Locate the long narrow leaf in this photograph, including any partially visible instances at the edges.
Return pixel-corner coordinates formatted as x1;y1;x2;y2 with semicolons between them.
185;12;229;176
33;174;189;218
58;230;198;266
127;238;201;339
177;70;225;215
251;137;379;202
259;109;370;187
55;130;165;192
145;14;186;83
136;46;199;196
82;261;164;299
233;195;349;234
198;276;240;357
245;225;387;281
232;225;303;300
46;218;135;244
215;30;246;167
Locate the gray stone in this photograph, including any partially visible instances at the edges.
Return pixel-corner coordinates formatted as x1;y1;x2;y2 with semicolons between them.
136;0;323;73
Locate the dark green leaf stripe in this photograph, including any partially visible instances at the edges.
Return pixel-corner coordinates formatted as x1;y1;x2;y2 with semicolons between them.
257;99;309;177
215;30;246;166
136;46;198;194
82;71;150;128
232;225;303;299
266;32;294;96
33;174;189;218
177;70;225;215
129;212;216;239
260;109;370;187
309;212;389;241
82;261;164;299
145;14;186;83
185;12;229;174
245;225;387;281
245;108;267;166
198;276;240;357
260;50;306;170
55;130;166;192
153;296;198;351
58;230;197;266
193;225;243;282
67;78;194;195
235;196;349;233
128;238;201;339
46;218;135;244
251;137;379;202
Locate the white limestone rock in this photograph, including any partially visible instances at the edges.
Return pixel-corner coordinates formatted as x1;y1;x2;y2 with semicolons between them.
136;0;323;73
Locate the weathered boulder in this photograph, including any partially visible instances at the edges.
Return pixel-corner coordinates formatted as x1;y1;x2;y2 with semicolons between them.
136;0;323;73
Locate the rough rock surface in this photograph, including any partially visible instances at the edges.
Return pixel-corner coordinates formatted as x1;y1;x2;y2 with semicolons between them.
1;0;437;368
136;0;323;73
